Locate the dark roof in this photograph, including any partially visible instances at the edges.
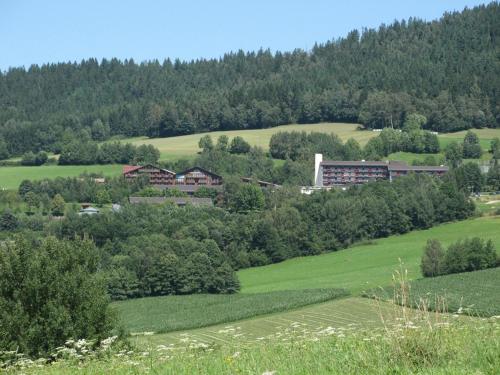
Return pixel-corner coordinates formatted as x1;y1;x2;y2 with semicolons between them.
165;197;213;207
176;166;222;179
321;160;448;173
241;177;281;188
129;196;213;207
320;160;389;167
157;184;223;192
129;196;166;204
406;166;449;172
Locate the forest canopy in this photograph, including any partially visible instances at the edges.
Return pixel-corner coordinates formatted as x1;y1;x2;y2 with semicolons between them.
0;3;498;158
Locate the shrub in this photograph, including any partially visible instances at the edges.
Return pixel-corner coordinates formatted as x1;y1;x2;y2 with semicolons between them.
229;136;251;154
0;236;115;357
421;239;445;277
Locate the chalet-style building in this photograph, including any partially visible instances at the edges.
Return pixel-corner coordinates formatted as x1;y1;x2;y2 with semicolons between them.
313;154;448;188
123;165;223;194
123;165;176;185
175;167;223;186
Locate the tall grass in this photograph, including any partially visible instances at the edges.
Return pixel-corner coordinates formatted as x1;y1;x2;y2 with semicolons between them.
367;267;500;317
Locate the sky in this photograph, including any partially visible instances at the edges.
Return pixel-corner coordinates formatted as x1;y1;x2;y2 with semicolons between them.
0;0;493;70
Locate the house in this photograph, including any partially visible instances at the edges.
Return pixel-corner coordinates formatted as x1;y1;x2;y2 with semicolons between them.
123;164;176;185
308;153;448;190
123;165;223;193
175;167;223;186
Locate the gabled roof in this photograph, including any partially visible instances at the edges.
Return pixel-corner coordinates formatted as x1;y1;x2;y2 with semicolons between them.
123;165;142;174
177;166;222;179
123;164;176;175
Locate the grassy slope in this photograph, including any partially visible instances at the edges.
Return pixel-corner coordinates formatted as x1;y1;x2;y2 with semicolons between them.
0;164;123;190
238;216;500;294
128;122;372;160
113;289;348;334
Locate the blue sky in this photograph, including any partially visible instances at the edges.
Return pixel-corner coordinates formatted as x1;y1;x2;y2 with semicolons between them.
0;0;492;70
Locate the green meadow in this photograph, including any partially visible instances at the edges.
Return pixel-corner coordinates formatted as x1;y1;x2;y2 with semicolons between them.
127;122;373;160
238;216;500;294
114;215;500;340
0;164;123;190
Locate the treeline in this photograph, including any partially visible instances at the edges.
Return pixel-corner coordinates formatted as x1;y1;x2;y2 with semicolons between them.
46;173;472;299
0;3;498;158
269;127;440;161
421;238;498;277
58;141;160;165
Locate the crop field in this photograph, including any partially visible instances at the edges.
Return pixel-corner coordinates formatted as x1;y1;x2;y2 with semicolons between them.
0;164;123;190
238;216;500;294
133;297;393;347
369;267;500;317
113;288;348;334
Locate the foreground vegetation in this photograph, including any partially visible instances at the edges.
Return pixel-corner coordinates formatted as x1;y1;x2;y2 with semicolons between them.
113;288;348;334
368;267;500;317
5;302;500;374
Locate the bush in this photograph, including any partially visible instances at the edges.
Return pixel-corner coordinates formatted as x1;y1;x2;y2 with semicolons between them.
421;239;445;277
21;151;48;166
229;136;251;154
0;236;115;357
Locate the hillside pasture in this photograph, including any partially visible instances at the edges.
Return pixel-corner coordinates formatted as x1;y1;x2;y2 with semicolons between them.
438;128;500;152
238;216;500;294
127;122;372;160
0;164;123;190
113;288;348;334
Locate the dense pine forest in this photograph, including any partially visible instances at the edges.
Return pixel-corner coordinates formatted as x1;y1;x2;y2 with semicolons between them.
0;2;498;157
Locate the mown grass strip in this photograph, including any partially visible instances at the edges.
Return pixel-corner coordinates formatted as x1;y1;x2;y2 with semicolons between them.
114;288;349;334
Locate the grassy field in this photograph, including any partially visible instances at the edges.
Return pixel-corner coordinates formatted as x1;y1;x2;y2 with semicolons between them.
127;122;372;160
368;267;500;317
0;164;123;190
438;128;500;150
113;288;348;334
238;216;500;294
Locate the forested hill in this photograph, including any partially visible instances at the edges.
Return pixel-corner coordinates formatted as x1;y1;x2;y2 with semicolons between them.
0;2;499;156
